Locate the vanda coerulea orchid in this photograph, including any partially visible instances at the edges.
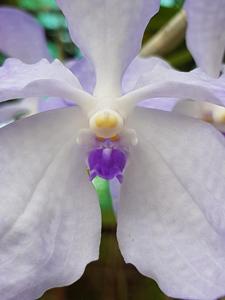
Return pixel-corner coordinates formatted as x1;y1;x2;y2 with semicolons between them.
1;0;225;299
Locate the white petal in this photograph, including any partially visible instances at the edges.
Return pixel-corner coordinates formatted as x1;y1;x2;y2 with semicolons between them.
0;7;51;63
38;96;71;112
56;0;160;97
69;57;96;94
117;108;225;299
118;66;225;116
0;107;101;300
185;0;225;77
0;58;94;111
122;56;178;111
138;97;178;111
122;56;171;93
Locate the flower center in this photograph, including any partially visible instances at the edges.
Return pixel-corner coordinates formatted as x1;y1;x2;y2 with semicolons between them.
89;109;124;138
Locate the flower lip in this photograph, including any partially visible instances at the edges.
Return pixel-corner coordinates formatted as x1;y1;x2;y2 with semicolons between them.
89;109;124;139
87;143;127;182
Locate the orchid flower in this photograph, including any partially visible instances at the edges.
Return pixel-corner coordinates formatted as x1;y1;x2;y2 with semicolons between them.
1;1;225;300
173;0;225;129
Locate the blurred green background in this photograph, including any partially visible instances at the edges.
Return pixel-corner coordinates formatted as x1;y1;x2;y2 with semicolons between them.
0;0;222;299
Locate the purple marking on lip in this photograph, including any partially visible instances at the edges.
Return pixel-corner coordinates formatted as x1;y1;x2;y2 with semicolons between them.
87;147;127;182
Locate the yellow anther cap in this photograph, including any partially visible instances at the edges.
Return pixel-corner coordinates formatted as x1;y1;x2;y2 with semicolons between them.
95;113;118;129
89;109;123;139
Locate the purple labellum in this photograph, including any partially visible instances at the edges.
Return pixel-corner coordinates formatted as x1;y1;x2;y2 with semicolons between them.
87;147;127;182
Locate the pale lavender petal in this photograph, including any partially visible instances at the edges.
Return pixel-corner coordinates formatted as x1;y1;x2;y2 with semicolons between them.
118;66;225;116
38;97;73;112
185;0;225;77
0;58;94;111
38;57;95;112
0;7;51;63
69;57;96;94
117;107;225;299
122;56;177;111
0;107;101;300
122;56;171;94
56;0;160;97
137;97;178;111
